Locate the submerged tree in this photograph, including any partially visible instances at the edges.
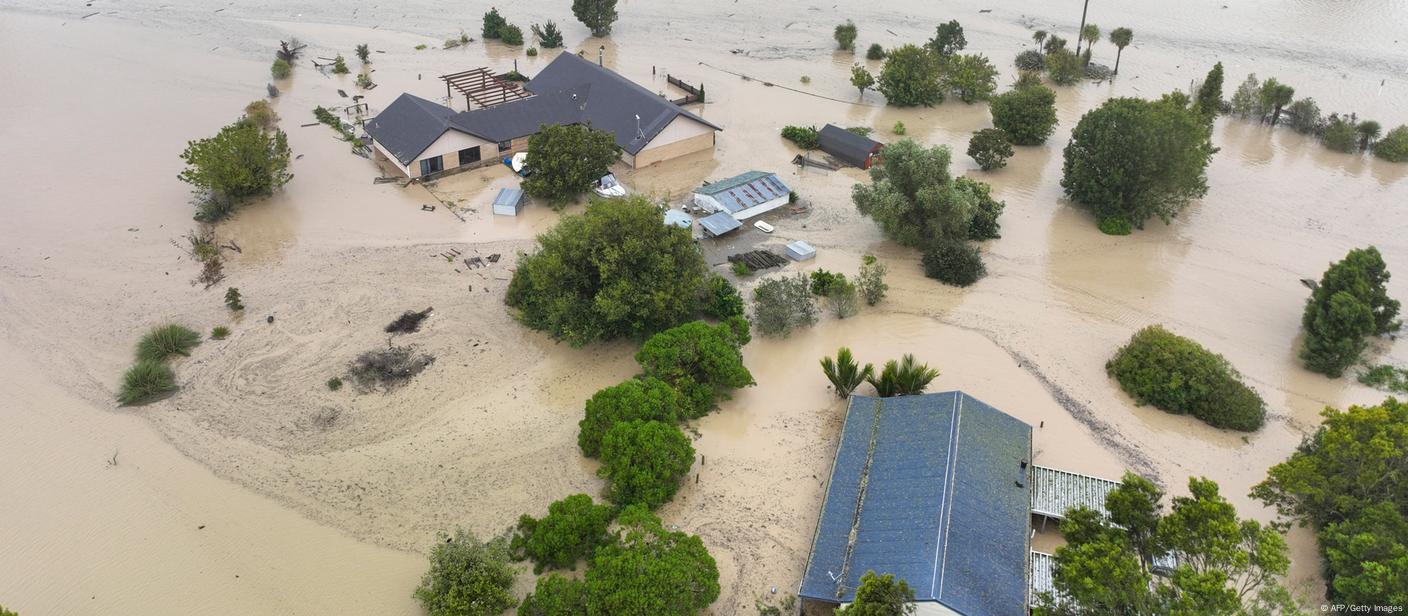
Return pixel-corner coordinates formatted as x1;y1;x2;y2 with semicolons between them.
1080;24;1101;60
636;319;755;418
178;118;292;222
414;529;517;616
857;255;889;305
1259;78;1295;126
990;82;1059;145
1194;62;1223;124
531;21;564;48
522;123;622;206
599;420;694;509
1109;27;1133;74
942;53;998;103
584;506;720;616
820;347;874;399
752;274;818;338
926;20;966;57
968;128;1013;171
850;64;876;98
877;44;943;107
834;20;858;50
572;0;619;37
1373;125;1408;162
866;354;940;397
1299;246;1400;377
1356;120;1382;151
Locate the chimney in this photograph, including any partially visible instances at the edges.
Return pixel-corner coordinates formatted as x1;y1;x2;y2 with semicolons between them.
598;45;605;66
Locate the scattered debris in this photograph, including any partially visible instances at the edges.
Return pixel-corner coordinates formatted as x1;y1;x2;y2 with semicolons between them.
311;407;341;430
348;345;435;391
421;204;436;211
727;250;788;271
267;83;280;98
266;315;275;324
81;11;99;19
385;307;433;334
374;176;403;184
487;253;501;263
337;89;349;98
792;154;839;171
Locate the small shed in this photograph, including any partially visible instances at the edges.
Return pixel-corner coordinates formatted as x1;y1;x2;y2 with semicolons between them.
491;187;525;216
691;170;792;221
699;211;742;238
819;124;884;169
785;240;816;261
663;209;693;229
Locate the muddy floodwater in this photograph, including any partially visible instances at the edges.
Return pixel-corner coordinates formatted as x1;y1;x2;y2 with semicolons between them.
2;0;1406;613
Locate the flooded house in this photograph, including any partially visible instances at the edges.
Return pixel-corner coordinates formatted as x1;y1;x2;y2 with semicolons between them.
818;124;884;169
366;52;722;179
691;170;792;220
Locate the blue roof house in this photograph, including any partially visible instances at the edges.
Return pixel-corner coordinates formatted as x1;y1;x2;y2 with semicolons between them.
691;170;791;221
799;392;1033;616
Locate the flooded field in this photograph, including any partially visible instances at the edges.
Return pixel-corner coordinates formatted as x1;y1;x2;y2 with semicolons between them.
1;0;1406;613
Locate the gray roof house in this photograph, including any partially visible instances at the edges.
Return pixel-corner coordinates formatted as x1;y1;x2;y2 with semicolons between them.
366;52;722;178
818;124;884;169
799;392;1033;616
691;170;791;221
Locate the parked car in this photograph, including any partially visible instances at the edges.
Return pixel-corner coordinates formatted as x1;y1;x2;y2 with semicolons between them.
753;220;774;233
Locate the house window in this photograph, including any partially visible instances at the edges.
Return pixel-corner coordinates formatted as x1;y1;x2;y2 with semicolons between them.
419;156;443;177
497;140;514;152
458;146;481;166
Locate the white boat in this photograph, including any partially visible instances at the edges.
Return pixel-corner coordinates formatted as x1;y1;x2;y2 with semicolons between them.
594;173;627;198
510;152;528;173
753;220;774;233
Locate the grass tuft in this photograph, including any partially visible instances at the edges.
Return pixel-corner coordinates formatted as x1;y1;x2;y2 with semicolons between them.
136;324;202;362
211;326;231;340
118;360;177;405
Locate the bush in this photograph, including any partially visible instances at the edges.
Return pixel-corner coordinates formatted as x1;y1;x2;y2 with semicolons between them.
827;279;860;318
967;128;1013;171
118;360;177;405
512;494;614;572
599;420;695;509
866;43;886;60
990;83;1058;145
1046;48;1083;85
878;44;943;107
959;177;1005;240
331;54;349;74
532;21;564;48
922;241;986;287
636;320;754;418
839;571;915;614
781;125;820;149
518;574;587;616
136;324;201;362
730;261;752;277
179;119;292;219
483;7;508;38
355;43;370;63
526;47;538;57
584;505;720;615
1098;216;1133;235
1322;116;1358;153
578;377;684;457
211;326;230;340
1106;325;1266;430
821;347;873;398
224;287;244;311
752;273;818;337
834;21;858;50
1358;364;1408;394
355;73;375;89
244;100;278;130
892;121;906;135
506;197;708;346
271;58;291;78
700;275;744;319
1286;98;1322;135
808;269;847;296
1014;49;1045;71
1373;125;1408;162
522;124;623;206
500;23;525;46
326;376;343;391
866;354;940;397
857;255;888;305
1301;246;1400;376
414;529;517;616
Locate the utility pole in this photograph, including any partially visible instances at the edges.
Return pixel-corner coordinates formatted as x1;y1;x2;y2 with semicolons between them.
1075;0;1091;56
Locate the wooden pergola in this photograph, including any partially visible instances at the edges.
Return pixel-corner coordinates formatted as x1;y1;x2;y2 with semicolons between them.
439;68;532;109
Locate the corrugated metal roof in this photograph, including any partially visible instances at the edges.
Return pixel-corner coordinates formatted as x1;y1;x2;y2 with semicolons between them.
1030;466;1119;519
663;209;693;228
799;392;1032;616
818;124;882;168
694;171;790;215
492;188;524;207
698;211;741;236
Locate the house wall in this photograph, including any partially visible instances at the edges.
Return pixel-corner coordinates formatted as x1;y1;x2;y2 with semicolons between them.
732;195;789;220
632;116;717;167
372;140;411;177
411;130;493;176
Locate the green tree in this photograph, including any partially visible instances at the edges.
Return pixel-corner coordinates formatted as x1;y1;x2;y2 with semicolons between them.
636;320;753;418
990;82;1059;145
1318;503;1408;604
178;119;293;221
519;574;587;616
1108;27;1133;74
579;378;684;457
1258;78;1295;126
1105;325;1267;431
1322;116;1358;153
1194;62;1223;124
584;505;719;615
1373;125;1408;162
850;64;876;98
866;43;886;60
781;125;820;149
866;354;939;397
922;241;985;287
532;21;564;48
959;177;1005;240
1043;35;1068;54
751;274;817;338
926;20;966;57
499;23;525;46
1105;473;1164;569
414;529;517;616
942;54;998;103
1286;98;1322;135
331;54;349;74
1229;74;1264;119
483;7;508;38
512;494;615;573
967;128;1013;171
700;274;744;319
355;43;371;63
599;420;694;509
851;139;971;247
1080;24;1101;59
271;58;291;78
1299;247;1400;376
1356;120;1382;151
522;123;621;206
1061;95;1215;229
837;571;915;615
834;21;858;50
1045;48;1083;85
877;44;943;107
572;0;618;38
821;347;874;398
506;196;708;346
857;255;888;305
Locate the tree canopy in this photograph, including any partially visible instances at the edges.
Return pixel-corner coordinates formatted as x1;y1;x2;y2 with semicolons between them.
942;54;998;103
1106;325;1267;431
967;128;1013;171
751;273;818;338
852;139;975;247
1299;246;1400;377
1374;125;1408;162
1060;94;1216;229
834;21;858;50
990;82;1058;145
599;420;695;509
177;118;292;222
414;529;518;616
506;196;709;346
877;44;943;107
579;377;685;457
518;574;588;616
522;123;622;206
636;319;755;417
837;571;916;615
512;494;615;573
572;0;618;37
926;20;966;57
584;505;720;615
1195;62;1223;124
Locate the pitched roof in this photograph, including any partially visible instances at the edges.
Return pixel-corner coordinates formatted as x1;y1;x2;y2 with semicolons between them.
693;171;791;215
799;392;1032;616
450;84;591;143
698;211;741;236
818;124;883;168
365;93;461;165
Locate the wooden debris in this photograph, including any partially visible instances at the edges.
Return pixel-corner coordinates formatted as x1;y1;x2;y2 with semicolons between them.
337;89;348;98
81;12;99;19
727;250;788;271
373;177;402;184
792;154;839;171
421;204;436;212
300;122;320;128
486;253;501;263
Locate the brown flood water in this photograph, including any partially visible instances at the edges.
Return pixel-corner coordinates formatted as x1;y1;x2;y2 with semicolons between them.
1;0;1406;613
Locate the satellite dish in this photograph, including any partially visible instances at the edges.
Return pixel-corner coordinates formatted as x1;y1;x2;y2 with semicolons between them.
511;152;528;173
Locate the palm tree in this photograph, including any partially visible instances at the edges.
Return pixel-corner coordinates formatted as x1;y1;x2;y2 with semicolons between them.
865;354;940;397
820;347;873;399
1357;120;1382;151
1043;35;1068;54
1032;30;1048;47
1080;24;1101;60
1109;27;1134;75
1260;78;1295;126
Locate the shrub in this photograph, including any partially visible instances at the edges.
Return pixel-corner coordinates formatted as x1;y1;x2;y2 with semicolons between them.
1046;48;1082;86
751;273;817;338
500;23;525;46
636;320;754;418
700;275;744;319
355;73;375;89
827;279;860;318
526;47;538;57
271;58;291;78
118;360;177;405
1358;364;1408;394
809;269;848;296
967;128;1013;171
1286;98;1322;135
584;505;720;616
211;326;230;340
878;44;943;107
483;7;508;38
1106;325;1266;431
415;43;428;50
578;377;684;457
834;21;858;50
331;54;349;74
1098;216;1133;236
892;120;906;135
857;255;888;305
821;347;873;398
414;529;517;616
326;376;343;391
942;53;998;103
1373;125;1408;162
866;354;940;397
136;324;201;362
1300;246;1400;376
866;43;886;60
506;196;708;346
179;119;293;220
521;124;622;206
1322;116;1358;153
512;494;614;572
518;574;587;616
1014;49;1045;71
243;100;278;131
922;241;986;287
959;177;1005;240
224;287;244;311
800;75;811;84
598;420;695;509
355;43;370;63
990;83;1058;145
532;21;564;48
730;261;752;277
780;125;820;149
